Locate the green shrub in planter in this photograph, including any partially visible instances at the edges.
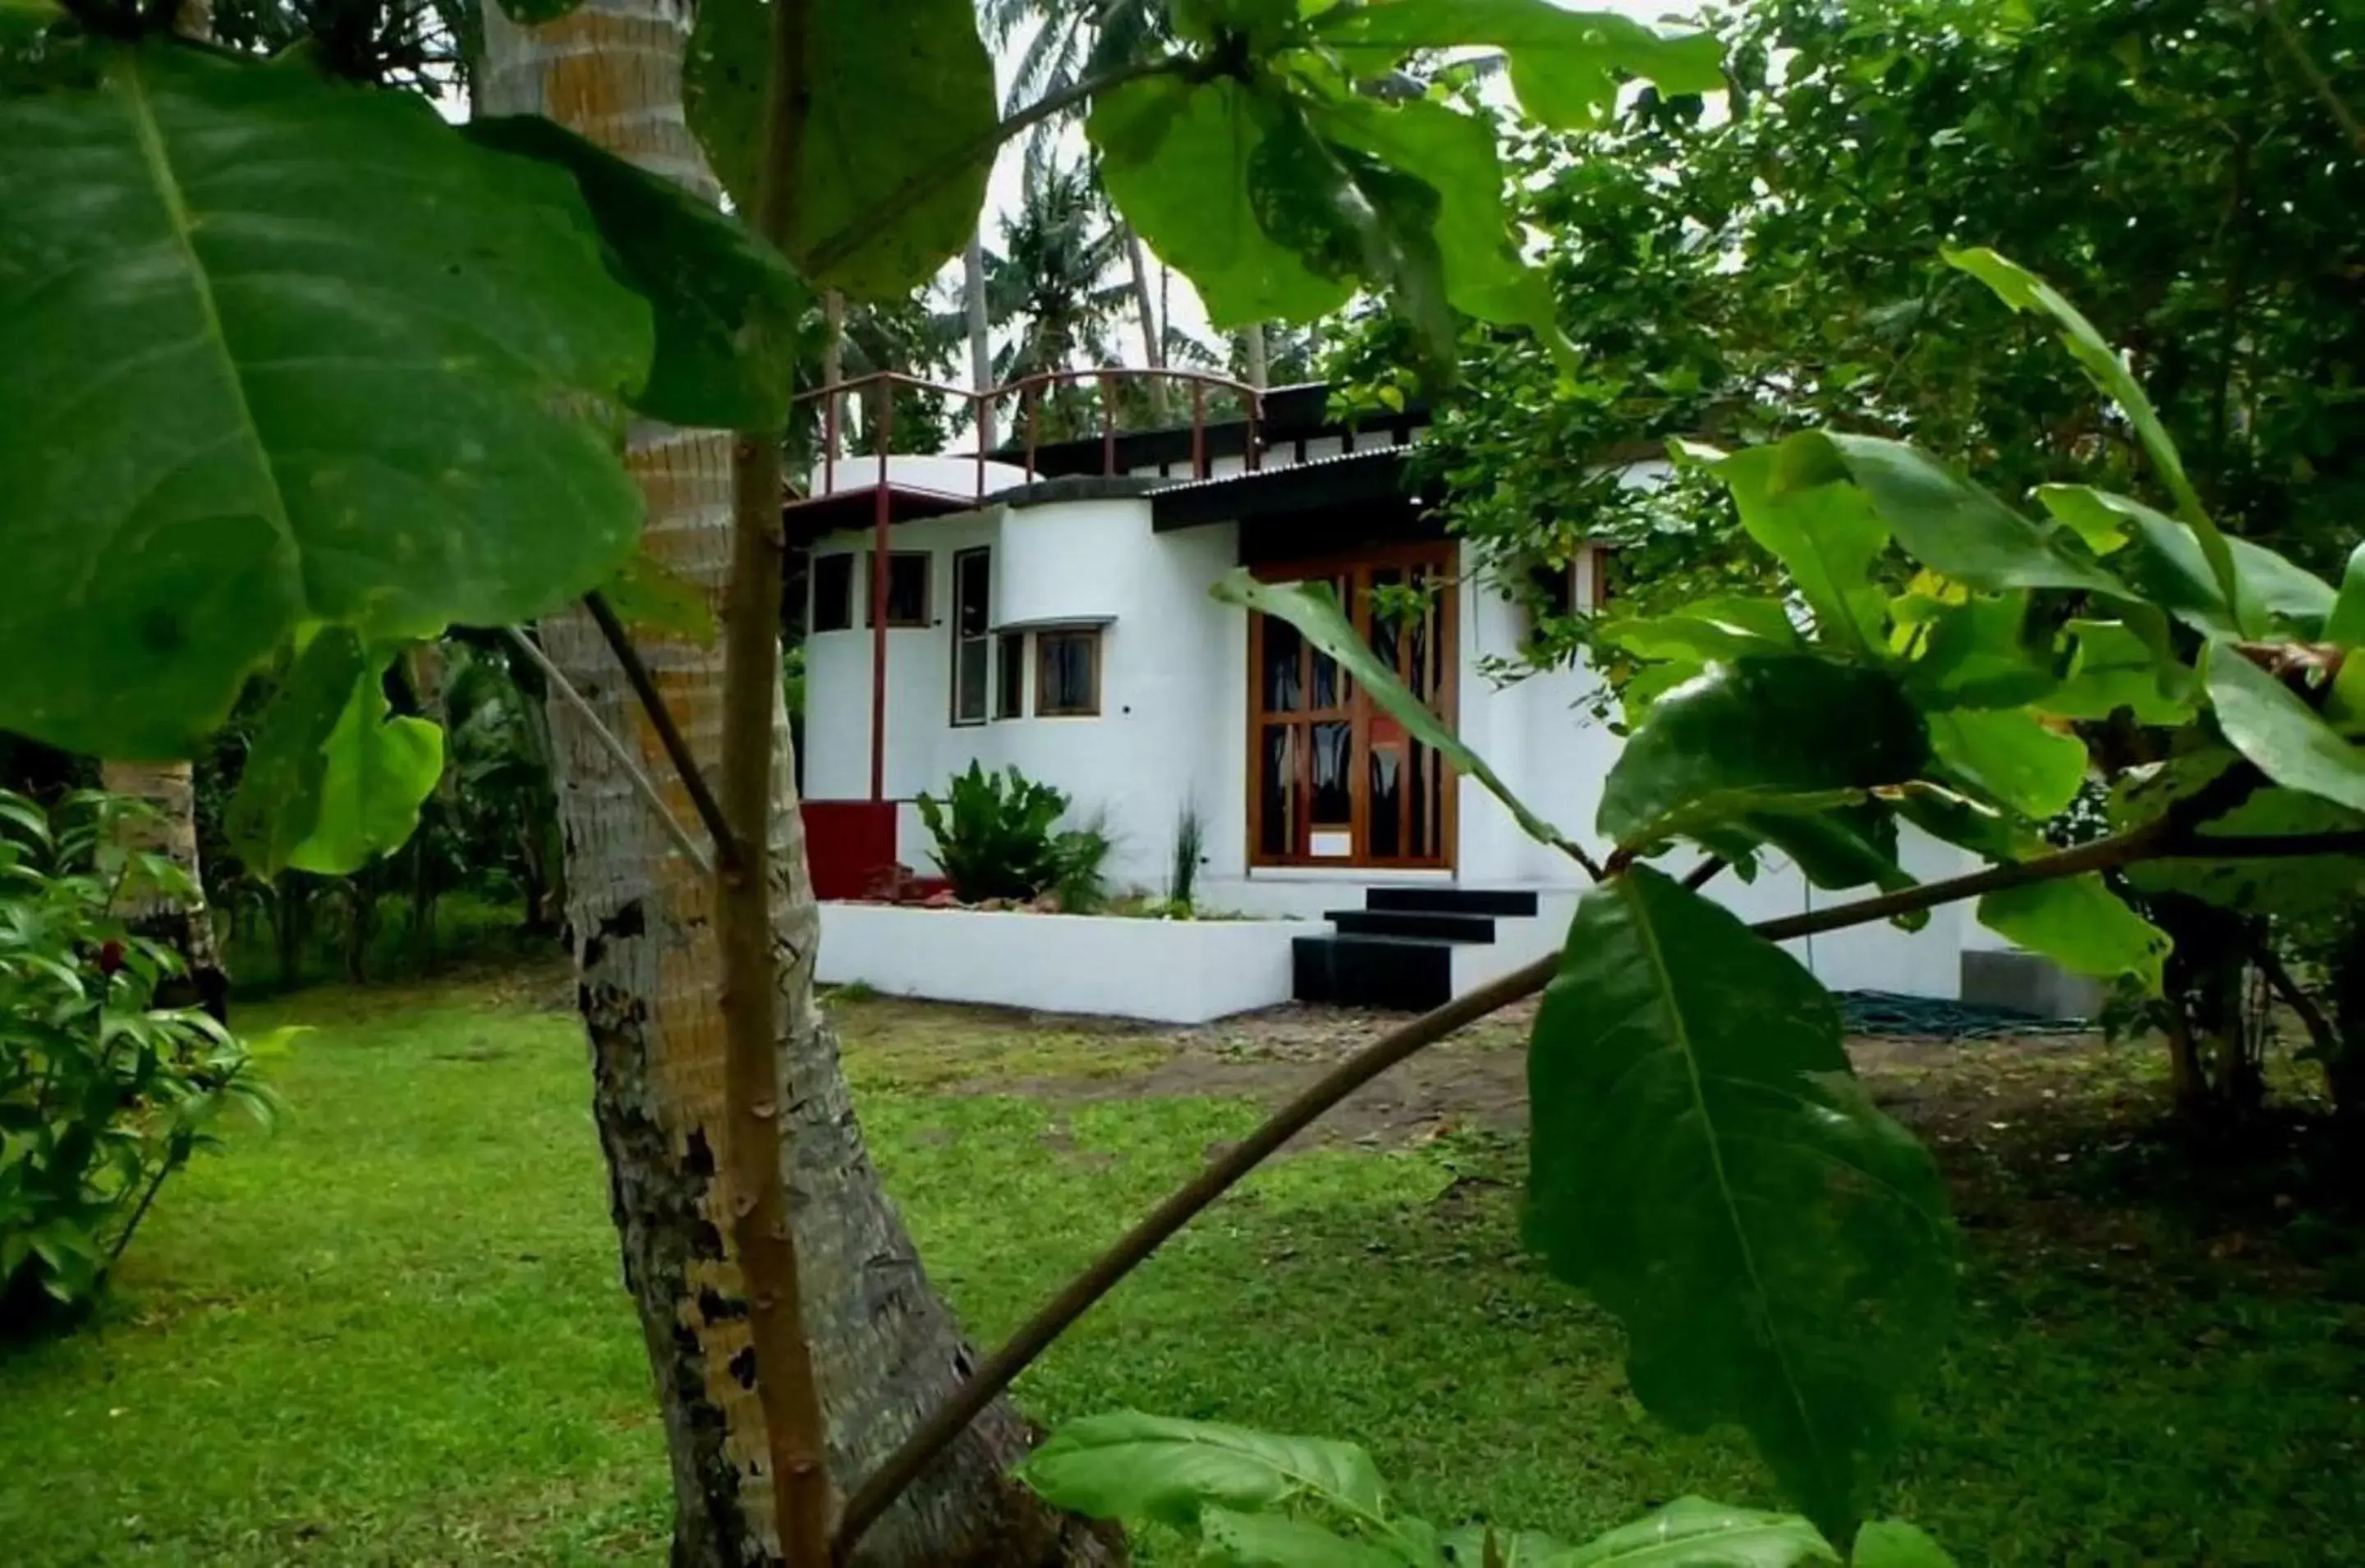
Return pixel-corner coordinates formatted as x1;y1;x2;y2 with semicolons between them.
916;763;1112;909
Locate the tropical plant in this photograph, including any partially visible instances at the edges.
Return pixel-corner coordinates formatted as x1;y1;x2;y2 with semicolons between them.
1167;798;1204;911
0;791;280;1330
916;761;1108;905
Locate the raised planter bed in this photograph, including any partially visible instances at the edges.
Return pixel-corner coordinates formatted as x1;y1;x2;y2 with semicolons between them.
815;902;1302;1024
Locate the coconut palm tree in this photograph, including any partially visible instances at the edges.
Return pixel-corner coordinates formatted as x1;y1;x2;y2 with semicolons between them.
476;7;1112;1564
981;153;1141;438
979;0;1178;416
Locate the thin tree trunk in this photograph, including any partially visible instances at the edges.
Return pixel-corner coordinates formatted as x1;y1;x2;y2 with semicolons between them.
964;233;996;448
824;288;847;463
1119;223;1168;423
99;759;228;1020
1241;320;1268;389
479;7;1118;1565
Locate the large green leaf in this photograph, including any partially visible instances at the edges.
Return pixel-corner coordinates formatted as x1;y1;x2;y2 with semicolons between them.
1092;75;1355;328
226;630;370;875
1925;708;2086;819
464;116;811;429
1218;571;1571;850
2042;486;2335;640
1199;1508;1405;1568
687;0;995;301
2203;642;2365;814
596;547;719;647
2038;620;2195;725
288;676;443;877
1604;598;1802;666
1977;874;2168;992
2328;543;2365;646
1022;1411;1387;1530
1944;246;2239;626
1900;594;2062;712
2124;787;2365;920
1310;91;1575;369
1597;658;1930;851
0;44;648;759
1555;1497;1837;1566
1525;867;1954;1538
1785;433;2128;600
1850;1520;1956;1568
1701;443;1886;654
1314;0;1724;128
1247;101;1458;365
230;630;445;877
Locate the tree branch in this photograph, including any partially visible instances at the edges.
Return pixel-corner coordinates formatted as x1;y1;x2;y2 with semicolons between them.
581;590;738;861
723;0;833;1557
502;627;712;876
801;55;1187;279
827;953;1557;1560
833;805;2364;1550
2257;0;2365;149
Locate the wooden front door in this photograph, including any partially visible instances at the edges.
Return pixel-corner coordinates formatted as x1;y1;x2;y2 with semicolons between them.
1247;543;1458;869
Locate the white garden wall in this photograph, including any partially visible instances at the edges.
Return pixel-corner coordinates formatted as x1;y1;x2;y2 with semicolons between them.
816;904;1302;1024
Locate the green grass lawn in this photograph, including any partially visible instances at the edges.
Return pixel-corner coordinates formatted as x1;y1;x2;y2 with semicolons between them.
3;970;2361;1564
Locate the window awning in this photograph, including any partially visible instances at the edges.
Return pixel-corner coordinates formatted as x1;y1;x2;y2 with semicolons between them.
989;613;1116;634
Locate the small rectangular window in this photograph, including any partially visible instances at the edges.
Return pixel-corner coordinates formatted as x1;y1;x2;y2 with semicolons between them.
867;552;930;627
951;548;990;726
1036;628;1101;718
812;554;853;632
996;631;1026;719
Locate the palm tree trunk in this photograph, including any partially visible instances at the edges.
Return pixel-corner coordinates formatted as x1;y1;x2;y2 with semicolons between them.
1119;223;1168;423
99;759;227;1020
478;7;1117;1565
964;232;996;447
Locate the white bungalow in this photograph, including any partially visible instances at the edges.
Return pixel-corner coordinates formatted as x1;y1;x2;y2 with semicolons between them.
792;374;2055;1021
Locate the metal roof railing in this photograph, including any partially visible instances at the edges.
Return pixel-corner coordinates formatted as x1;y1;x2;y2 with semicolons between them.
792;364;1266;507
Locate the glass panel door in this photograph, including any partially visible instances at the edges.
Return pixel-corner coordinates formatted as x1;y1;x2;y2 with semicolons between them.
1247;548;1454;868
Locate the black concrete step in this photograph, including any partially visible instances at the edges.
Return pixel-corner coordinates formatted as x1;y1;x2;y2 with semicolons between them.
1293;933;1456;1011
1327;908;1497;943
1363;886;1540;918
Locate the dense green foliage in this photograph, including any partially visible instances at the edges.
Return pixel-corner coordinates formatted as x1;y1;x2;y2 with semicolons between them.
0;791;276;1328
1344;0;2365;649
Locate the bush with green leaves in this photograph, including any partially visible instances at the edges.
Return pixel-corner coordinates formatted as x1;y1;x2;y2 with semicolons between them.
1024;1412;1954;1568
0;791;280;1330
915;762;1109;908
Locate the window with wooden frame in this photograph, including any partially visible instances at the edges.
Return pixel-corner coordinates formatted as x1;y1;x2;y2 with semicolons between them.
811;553;854;632
1035;628;1101;717
995;631;1026;719
864;551;931;627
950;548;991;726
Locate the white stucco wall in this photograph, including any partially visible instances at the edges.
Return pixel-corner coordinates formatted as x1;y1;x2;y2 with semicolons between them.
803;498;1242;896
816;905;1302;1023
801;491;1986;1000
